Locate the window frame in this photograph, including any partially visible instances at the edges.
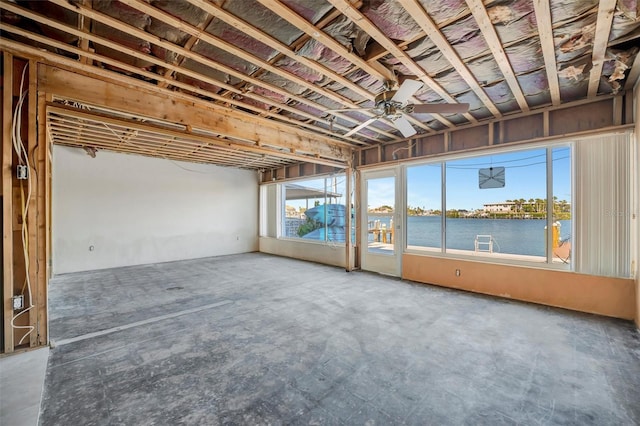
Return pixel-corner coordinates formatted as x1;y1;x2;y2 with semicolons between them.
403;142;574;270
277;173;349;245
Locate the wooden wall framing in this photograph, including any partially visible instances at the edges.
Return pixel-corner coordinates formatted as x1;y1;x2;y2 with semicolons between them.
2;53;49;353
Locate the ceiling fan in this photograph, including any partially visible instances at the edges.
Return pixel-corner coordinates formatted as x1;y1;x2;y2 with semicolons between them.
328;80;469;138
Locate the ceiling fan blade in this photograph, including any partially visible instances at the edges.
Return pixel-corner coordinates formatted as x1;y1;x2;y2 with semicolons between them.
412;103;470;114
392;115;417;138
344;118;378;137
391;80;423;104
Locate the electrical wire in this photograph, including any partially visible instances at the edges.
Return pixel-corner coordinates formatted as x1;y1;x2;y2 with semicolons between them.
10;63;35;345
446;156;569;170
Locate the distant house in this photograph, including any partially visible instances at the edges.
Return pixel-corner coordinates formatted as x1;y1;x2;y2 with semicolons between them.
483;202;516;212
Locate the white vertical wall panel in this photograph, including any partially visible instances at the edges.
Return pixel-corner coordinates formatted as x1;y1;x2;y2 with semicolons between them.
575;132;632;277
53;146;258;274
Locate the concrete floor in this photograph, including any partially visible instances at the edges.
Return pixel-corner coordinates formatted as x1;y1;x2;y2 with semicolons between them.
42;253;640;425
0;347;49;426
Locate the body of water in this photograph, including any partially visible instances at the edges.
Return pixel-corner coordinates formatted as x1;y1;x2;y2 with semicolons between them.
370;216;571;257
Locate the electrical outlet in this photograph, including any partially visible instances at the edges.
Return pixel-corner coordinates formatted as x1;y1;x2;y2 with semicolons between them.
17;165;28;180
455;269;461;277
12;295;24;310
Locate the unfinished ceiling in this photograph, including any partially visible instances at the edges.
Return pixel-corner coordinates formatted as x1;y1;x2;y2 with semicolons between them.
1;0;639;169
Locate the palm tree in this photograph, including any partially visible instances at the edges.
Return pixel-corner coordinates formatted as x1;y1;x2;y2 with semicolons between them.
527;198;535;213
534;198;544;213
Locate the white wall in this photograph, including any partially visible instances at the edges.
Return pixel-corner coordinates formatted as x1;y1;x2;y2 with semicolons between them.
52;146;258;274
259;237;349;268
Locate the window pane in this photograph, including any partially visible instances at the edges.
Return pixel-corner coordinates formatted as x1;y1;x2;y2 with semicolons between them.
552;146;572;265
406;164;442;250
324;175;347;243
367;176;395;255
445;149;548;262
283;176;346;242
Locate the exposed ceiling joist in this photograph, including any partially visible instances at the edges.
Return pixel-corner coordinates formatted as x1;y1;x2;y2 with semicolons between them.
117;0;401;140
1;0;636;171
0;29;353;160
1;1;377;145
326;0;477;126
625;51;640;91
587;0;618;97
256;0;394;83
184;0;408;140
398;0;501;118
0;25;361;146
466;0;530;112
533;0;561;106
259;0;433;137
184;0;374;101
77;0;91;65
44;0;396;143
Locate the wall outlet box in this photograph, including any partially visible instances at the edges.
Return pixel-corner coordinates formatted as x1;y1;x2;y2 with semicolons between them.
12;295;24;310
17;165;28;180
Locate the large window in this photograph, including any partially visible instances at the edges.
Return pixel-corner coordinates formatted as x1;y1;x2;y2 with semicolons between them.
282;175;347;243
406;164;442;250
406;145;573;266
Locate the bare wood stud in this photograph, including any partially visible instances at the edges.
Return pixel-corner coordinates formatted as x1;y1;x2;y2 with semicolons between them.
3;52;15;353
27;60;38;347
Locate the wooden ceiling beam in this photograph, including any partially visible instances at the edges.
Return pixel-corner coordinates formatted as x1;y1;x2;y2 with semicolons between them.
465;0;530;112
259;0;433;136
217;5;348;100
362;0;493;63
0;26;366;150
159;15;216;89
47;104;349;167
185;0;401;140
587;0;617;97
117;0;387;126
398;0;501;118
49;118;261;165
77;0;92;65
39;0;393;143
256;0;394;83
185;0;375;101
624;50;640;91
533;0;561;106
326;0;476;127
0;3;379;144
28;41;350;153
3;37;358;157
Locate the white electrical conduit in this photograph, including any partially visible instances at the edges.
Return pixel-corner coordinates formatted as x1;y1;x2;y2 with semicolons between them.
10;63;35;345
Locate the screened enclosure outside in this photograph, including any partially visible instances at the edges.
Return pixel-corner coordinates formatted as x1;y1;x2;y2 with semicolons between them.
282;175;348;243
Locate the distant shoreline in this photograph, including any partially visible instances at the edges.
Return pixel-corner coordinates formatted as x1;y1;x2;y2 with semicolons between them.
368;212;571;220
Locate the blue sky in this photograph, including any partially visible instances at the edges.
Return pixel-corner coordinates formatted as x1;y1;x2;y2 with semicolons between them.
373;146;572;210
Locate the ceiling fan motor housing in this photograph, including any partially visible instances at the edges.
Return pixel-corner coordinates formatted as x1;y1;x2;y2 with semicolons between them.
374;90;405;117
